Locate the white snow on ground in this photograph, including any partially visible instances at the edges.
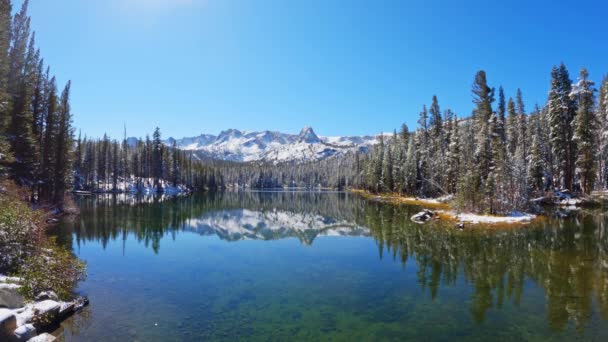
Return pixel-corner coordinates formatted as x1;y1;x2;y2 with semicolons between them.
78;176;190;195
445;211;536;224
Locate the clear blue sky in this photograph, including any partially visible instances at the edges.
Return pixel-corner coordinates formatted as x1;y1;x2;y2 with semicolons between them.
25;0;608;139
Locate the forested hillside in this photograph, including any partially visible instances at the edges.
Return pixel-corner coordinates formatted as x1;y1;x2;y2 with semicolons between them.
359;67;608;214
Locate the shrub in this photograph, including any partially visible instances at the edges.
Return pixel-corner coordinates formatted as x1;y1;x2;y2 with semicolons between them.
0;194;43;273
18;240;87;301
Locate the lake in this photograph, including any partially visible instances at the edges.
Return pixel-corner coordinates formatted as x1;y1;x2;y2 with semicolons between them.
50;191;608;341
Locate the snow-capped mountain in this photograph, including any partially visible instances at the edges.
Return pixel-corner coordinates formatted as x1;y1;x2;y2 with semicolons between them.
164;126;379;163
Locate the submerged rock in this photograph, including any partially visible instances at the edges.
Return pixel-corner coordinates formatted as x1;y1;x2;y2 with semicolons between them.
411;209;436;224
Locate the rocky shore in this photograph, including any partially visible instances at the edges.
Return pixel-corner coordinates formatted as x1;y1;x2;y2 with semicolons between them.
0;275;88;341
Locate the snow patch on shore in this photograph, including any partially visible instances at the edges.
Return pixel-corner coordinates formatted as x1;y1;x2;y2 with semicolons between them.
447;211;536;224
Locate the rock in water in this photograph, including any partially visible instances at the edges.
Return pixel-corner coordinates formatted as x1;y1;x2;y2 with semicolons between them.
411;209;436;224
0;310;17;340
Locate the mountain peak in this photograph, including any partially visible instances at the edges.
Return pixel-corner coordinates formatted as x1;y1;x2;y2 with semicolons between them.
298;126;320;143
166;127;379;163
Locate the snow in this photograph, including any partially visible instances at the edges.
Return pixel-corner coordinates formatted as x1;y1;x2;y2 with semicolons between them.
161;126;381;163
446;211;536;224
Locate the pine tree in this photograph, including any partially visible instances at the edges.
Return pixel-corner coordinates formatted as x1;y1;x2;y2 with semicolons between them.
152;127;163;191
571;68;597;195
417;105;430;196
527;120;544;195
52;81;73;204
0;0;12;174
382;144;393;192
506;98;518;156
41;77;57;201
446;116;460;193
497;86;506;142
472;70;494;206
7;1;38;184
548;63;576;190
404;135;417;194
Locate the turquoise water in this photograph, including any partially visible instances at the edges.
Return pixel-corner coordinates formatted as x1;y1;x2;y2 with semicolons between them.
50;192;608;341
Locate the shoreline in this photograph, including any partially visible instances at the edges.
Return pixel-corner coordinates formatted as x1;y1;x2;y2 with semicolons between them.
350;189;540;227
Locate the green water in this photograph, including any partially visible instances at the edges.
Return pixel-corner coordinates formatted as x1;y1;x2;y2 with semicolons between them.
50;191;608;341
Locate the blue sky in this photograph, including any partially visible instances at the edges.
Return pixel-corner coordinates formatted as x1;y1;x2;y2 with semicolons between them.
25;0;608;139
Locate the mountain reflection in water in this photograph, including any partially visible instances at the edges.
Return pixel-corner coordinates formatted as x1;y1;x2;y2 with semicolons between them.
52;191;608;339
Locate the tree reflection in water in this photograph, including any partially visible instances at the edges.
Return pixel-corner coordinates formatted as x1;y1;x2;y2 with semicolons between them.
54;191;608;332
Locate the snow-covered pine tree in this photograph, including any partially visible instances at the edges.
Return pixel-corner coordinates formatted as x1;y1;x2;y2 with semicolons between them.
598;76;608;189
527;115;544;196
571;68;597;195
497;86;507;142
446;116;460;194
417;105;430;196
404;135;417;194
506;98;518;157
548;63;577;191
472;70;494;210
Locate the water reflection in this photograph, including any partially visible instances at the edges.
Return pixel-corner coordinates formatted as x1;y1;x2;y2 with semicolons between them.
55;192;608;334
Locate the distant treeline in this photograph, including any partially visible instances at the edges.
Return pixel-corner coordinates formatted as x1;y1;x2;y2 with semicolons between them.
74;127;223;192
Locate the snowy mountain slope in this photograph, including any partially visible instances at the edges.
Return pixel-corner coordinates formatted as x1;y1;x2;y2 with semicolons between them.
164;126;379;163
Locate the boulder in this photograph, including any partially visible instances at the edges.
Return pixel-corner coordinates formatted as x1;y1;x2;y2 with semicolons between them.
27;333;56;342
58;302;75;320
0;283;24;309
0;309;17;340
72;296;89;311
30;300;60;330
411;209;436;224
13;323;36;341
34;292;58;302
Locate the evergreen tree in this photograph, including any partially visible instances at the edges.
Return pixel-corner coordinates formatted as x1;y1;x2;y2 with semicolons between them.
548;63;576;190
7;0;38;184
152;127;163;191
52;81;73;203
472;70;494;204
446;116;460;193
506;98;519;156
497;86;506;141
571;68;597;195
0;0;12;174
528;120;544;195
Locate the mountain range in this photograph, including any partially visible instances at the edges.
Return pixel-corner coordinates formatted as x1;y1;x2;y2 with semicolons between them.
161;126;380;163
